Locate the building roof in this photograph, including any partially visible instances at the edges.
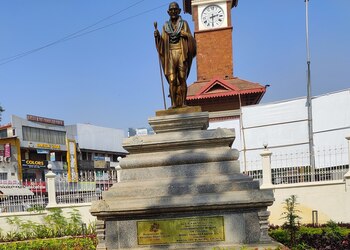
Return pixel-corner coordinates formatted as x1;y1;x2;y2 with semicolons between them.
187;77;266;101
0;123;12;130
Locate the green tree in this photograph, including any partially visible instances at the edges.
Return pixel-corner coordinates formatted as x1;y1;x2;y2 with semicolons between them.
280;195;301;248
0;104;4;123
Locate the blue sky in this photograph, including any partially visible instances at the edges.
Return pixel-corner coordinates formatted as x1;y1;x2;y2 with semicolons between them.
1;0;349;133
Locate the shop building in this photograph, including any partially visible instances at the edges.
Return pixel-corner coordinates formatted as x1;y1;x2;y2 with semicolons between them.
0;123;20;184
66;123;127;172
0;115;127;184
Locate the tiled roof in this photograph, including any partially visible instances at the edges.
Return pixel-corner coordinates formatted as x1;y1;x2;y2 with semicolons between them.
0;123;12;129
187;77;266;100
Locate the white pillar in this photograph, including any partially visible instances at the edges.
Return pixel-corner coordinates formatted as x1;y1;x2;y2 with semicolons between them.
45;166;57;208
344;136;350;188
260;149;273;189
116;157;122;183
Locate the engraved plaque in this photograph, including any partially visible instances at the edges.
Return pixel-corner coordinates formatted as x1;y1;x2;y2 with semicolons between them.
137;216;225;245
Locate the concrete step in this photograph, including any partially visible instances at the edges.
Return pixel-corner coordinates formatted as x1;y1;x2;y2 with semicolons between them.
104;173;258;200
93;189;274;214
118;161;241;182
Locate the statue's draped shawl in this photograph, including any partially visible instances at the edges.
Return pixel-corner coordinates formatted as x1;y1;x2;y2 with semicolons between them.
155;16;196;80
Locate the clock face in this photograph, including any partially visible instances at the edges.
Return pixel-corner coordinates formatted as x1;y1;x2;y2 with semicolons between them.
201;5;225;28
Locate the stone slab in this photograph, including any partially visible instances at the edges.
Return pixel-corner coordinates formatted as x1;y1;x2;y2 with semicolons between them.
119;147;239;169
118;161;242;182
104;175;260;199
91;189;274;217
155;106;202;116
123;128;235;154
149;110;208;133
102;212;281;250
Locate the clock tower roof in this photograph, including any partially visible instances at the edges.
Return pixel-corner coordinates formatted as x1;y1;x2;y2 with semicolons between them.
183;0;238;14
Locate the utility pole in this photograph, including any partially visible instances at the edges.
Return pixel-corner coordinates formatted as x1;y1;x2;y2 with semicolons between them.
305;0;315;179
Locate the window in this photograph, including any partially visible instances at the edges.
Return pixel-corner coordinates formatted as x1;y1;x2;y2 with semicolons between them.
22;126;66;144
82;152;87;161
0;172;7;180
87;153;92;161
0;129;7;138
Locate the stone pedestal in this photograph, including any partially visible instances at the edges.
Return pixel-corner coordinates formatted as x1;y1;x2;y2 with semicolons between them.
91;111;279;249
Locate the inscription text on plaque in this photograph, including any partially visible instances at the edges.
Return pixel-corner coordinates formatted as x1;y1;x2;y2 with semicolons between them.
137;216;225;245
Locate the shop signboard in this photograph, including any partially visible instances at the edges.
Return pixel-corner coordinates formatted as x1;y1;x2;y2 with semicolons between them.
36;143;60;150
50;152;56;161
93;156;105;161
94;160;109;169
37;149;50;154
27;114;64;126
4;143;11;157
22;160;48;169
67;139;78;182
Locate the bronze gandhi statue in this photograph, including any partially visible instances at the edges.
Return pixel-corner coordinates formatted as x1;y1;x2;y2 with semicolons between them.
154;2;196;109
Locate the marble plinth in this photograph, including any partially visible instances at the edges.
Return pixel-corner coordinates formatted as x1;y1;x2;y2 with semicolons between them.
91;111;279;250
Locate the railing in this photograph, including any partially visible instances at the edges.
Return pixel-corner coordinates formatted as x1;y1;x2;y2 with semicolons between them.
0;170;118;213
242;145;350;186
270;146;348;170
271;165;349;184
244;169;263;183
54;170;116;204
0;195;47;213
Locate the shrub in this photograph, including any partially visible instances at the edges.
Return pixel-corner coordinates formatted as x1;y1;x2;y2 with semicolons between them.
269;222;350;250
269;228;289;246
0;236;97;250
280;195;301;248
0;208;95;242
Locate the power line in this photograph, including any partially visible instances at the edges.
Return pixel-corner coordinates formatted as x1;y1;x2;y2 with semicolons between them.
0;0;146;64
0;1;167;67
55;3;168;43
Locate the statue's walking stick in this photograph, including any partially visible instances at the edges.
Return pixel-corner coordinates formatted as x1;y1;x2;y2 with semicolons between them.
154;22;167;110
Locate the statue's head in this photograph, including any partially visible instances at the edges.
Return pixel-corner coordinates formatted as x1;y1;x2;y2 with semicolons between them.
168;2;181;18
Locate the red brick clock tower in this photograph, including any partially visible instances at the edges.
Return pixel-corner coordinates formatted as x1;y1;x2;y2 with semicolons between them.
184;0;267;120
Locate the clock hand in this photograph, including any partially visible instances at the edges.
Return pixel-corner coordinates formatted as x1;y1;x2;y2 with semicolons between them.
210;13;219;27
210;14;218;20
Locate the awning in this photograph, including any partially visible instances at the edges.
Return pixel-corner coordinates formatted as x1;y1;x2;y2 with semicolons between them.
0;187;34;197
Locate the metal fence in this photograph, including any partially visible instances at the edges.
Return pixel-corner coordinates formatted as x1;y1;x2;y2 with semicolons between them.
0;170;117;213
1;145;349;213
0;194;47;213
271;165;349;184
54;170;116;204
243;146;349;185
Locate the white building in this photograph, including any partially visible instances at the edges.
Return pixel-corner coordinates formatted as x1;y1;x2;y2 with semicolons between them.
209;89;350;171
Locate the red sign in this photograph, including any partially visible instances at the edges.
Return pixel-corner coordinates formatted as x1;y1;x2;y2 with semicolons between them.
23;181;46;193
27;114;64;126
4;143;11;157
